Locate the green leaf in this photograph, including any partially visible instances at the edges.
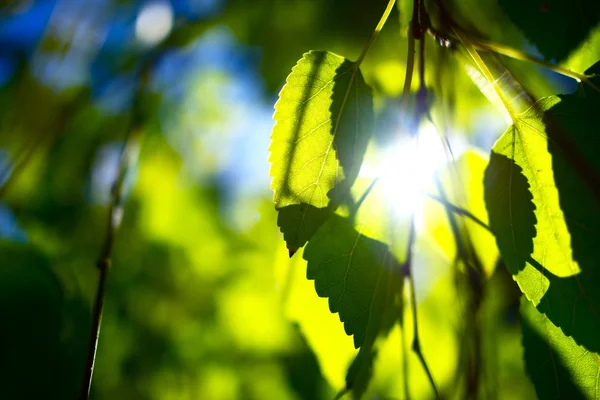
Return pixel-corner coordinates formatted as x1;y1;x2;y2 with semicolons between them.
499;0;600;61
537;61;600;353
520;298;600;400
484;97;576;279
484;65;600;353
270;51;374;254
303;214;401;349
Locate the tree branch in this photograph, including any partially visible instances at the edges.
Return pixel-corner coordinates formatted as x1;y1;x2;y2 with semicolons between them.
78;83;144;400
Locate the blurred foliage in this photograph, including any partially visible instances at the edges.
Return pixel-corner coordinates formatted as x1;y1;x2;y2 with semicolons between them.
0;0;599;399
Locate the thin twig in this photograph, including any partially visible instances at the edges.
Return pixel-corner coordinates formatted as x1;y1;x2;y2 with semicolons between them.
418;34;426;91
434;177;484;400
399;2;440;397
351;177;380;217
403;214;441;400
400;1;417;109
426;193;491;232
79;257;109;400
400;303;411;400
356;0;397;66
78;119;142;400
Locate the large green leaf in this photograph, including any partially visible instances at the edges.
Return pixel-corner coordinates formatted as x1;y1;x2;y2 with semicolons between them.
270;51;374;254
303;213;402;399
537;62;600;353
485;97;576;279
521;298;599;400
303;214;401;350
484;63;600;353
499;0;600;61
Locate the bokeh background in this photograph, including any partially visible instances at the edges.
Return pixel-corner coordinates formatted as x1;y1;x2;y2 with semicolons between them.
0;0;598;399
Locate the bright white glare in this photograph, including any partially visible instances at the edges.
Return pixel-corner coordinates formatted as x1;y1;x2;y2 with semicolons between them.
135;1;174;46
359;123;450;228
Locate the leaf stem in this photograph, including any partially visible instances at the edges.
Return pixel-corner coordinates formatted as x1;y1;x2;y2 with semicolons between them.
428;26;600;93
400;305;411;400
401;27;416;107
418;32;426;91
356;0;397;66
452;28;518;121
400;0;418;133
403;215;441;400
399;3;439;396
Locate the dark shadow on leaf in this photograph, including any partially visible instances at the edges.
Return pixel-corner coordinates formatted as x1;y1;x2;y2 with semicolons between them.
276;203;333;256
545;61;600;275
303;214;402;348
274;53;330;252
535;63;600;352
484;152;537;274
327;59;373;206
344;268;403;400
303;213;403;399
521;299;588;400
275;52;373;252
528;256;600;353
278;53;326;198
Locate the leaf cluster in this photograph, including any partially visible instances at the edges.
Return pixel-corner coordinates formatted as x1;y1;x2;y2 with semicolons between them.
269;0;600;398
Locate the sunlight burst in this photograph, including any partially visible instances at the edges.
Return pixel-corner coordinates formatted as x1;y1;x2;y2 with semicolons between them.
360;122;451;227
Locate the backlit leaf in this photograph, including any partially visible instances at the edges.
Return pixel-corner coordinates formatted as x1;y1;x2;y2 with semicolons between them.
270;51;374;254
538;62;600;353
484;97;576;278
303;214;401;349
521;298;600;400
485;64;600;353
546;62;600;280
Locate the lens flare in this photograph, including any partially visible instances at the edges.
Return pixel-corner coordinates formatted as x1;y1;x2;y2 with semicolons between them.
135;1;174;46
359;122;452;228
